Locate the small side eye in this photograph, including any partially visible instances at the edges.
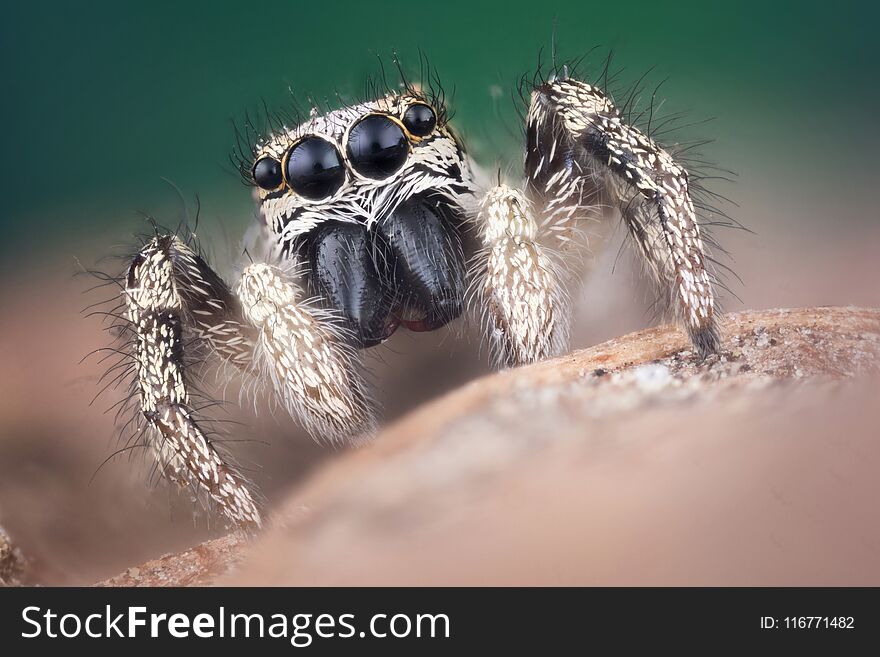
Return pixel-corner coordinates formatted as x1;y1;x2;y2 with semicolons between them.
253;157;283;190
402;103;437;137
285;137;345;200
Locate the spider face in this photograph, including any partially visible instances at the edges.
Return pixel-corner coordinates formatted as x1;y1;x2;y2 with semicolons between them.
250;93;477;347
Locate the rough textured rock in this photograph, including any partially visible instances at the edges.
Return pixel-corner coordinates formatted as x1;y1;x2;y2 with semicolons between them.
0;525;26;586
98;307;880;586
98;534;247;587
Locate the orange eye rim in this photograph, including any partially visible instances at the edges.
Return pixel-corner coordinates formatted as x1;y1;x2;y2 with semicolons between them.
252;155;285;192
342;112;413;181
401;101;438;140
280;134;347;200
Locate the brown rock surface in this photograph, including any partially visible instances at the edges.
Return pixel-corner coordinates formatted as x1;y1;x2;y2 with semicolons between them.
0;525;27;586
98;534;247;587
98;307;880;586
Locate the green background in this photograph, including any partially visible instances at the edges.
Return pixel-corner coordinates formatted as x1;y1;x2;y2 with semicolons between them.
1;0;877;268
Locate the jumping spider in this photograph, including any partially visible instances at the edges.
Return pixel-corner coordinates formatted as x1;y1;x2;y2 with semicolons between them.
114;60;722;528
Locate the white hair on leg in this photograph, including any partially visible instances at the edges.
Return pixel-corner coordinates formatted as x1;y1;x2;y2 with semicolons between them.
126;236;262;529
469;185;569;368
526;77;720;356
238;263;378;444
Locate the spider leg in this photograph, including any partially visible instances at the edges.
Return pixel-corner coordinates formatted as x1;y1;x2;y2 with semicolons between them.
524;76;720;357
469;185;569;367
237;262;377;443
125;235;261;528
125;236;378;528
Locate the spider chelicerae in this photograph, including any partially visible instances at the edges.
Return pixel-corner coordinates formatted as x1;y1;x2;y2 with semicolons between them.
103;57;725;529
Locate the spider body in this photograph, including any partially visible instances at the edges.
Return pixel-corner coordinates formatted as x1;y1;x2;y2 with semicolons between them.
116;64;722;528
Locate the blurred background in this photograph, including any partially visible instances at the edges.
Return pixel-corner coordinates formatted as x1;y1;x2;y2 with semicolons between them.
0;0;877;584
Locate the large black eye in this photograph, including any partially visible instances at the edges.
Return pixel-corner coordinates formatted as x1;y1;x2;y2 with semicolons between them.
285;137;345;200
403;103;436;137
253;157;283;190
346;115;408;179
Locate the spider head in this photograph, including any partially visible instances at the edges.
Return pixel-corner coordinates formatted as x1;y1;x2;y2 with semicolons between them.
246;92;477;348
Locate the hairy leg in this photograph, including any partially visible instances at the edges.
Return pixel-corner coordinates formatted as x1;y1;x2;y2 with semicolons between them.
470;185;568;367
125;235;261;528
237;263;377;443
125;236;379;527
525;76;720;357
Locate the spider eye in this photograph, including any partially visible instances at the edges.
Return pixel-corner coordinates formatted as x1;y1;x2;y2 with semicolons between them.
346;115;408;179
403;103;436;137
253;157;283;190
285;137;345;200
